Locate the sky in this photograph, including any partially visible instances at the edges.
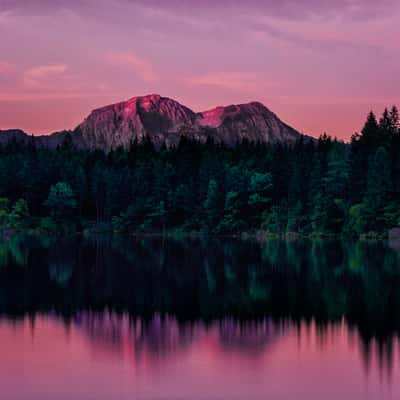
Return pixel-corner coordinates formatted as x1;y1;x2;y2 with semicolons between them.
0;0;399;140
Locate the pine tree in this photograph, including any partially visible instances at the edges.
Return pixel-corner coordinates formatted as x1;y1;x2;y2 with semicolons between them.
389;106;399;135
362;147;392;232
379;108;392;142
220;191;246;233
349;112;379;203
203;179;223;232
361;111;380;147
311;191;327;234
248;172;272;228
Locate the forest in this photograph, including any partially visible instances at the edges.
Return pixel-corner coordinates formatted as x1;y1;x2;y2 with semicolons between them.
0;106;399;238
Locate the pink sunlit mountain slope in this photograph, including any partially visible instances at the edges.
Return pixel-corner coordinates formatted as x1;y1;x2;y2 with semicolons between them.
0;94;305;151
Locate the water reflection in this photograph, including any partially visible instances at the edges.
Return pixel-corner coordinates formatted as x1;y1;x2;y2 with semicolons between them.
73;312;291;359
61;312;400;379
1;313;400;399
1;235;400;398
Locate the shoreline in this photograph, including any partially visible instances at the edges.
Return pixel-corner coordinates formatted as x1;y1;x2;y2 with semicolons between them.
0;226;394;243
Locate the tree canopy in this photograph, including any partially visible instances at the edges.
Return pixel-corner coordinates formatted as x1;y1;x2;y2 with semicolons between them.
0;106;399;237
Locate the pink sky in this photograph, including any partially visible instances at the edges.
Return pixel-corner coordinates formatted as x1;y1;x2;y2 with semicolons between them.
0;0;399;139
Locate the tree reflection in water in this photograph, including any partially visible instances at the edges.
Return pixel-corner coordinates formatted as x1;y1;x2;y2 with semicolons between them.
1;235;400;378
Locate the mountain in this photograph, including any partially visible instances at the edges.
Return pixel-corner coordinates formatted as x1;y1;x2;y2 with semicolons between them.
196;101;301;146
0;94;305;151
0;129;31;145
0;129;71;149
77;94;303;151
77;94;197;150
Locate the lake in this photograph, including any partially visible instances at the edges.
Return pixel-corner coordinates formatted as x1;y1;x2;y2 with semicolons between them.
1;235;400;399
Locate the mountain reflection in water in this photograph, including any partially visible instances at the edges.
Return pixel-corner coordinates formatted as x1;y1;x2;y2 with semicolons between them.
1;313;400;400
73;312;291;358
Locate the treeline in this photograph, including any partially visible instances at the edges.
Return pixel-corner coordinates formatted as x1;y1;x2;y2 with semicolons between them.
0;106;399;237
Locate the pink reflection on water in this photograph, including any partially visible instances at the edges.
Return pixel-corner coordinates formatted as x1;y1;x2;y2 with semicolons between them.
0;313;399;399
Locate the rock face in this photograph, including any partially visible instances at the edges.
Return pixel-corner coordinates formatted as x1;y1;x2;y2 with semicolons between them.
0;94;305;151
77;94;302;151
77;94;197;150
196;102;300;146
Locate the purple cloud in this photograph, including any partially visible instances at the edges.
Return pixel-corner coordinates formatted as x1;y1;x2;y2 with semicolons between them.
1;0;398;20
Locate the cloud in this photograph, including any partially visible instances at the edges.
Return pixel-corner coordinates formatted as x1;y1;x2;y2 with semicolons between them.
0;0;84;15
1;0;398;21
128;0;399;21
186;72;271;92
107;51;158;82
23;64;68;88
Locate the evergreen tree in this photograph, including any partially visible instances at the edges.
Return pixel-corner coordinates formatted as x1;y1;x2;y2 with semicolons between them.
349;112;378;203
248;172;272;227
361;111;380;147
379;108;392;142
322;146;349;233
203;179;223;232
389;106;399;135
220;191;246;233
362;147;392;232
9;199;29;228
45;182;77;221
0;198;10;225
310;191;327;234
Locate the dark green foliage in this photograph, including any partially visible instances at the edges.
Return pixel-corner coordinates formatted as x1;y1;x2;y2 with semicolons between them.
0;197;30;228
45;182;77;221
362;147;392;232
203;179;223;232
0;106;398;236
220;191;246;233
0;198;10;225
9;199;29;225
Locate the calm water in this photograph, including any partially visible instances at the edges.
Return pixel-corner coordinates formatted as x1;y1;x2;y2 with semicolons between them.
1;235;400;399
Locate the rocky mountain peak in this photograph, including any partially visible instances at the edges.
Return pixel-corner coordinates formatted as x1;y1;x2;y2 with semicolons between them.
1;94;306;151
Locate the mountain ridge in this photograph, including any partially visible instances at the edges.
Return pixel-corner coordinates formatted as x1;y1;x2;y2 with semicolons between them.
0;94;307;151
